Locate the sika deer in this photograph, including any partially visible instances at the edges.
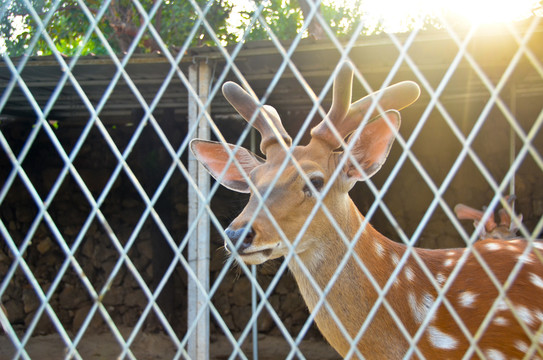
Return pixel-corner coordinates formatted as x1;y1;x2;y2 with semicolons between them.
455;195;524;240
190;62;543;358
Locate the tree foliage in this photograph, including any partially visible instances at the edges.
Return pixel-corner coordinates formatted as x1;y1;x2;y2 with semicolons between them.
236;0;384;42
0;0;235;56
0;0;399;57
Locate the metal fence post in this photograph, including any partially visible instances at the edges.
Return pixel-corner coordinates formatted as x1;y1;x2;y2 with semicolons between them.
509;83;517;199
188;60;211;360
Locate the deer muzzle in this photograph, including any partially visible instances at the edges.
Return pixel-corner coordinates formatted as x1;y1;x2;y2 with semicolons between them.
224;224;277;264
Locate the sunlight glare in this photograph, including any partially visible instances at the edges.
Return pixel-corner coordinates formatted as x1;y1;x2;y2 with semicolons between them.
442;0;539;24
350;0;539;28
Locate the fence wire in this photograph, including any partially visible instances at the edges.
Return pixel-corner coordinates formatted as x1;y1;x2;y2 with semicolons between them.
1;0;543;359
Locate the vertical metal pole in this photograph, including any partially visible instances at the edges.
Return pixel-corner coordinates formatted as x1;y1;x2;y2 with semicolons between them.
187;64;198;359
197;61;211;360
250;128;259;360
188;60;211;360
509;84;516;201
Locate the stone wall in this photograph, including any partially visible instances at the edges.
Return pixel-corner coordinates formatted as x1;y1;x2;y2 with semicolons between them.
1;94;542;342
0;118;321;341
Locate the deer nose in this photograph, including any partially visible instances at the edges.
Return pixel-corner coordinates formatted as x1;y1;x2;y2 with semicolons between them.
225;225;255;253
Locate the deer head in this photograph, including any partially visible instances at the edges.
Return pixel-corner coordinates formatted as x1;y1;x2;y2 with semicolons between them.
190;62;420;265
454;195;523;240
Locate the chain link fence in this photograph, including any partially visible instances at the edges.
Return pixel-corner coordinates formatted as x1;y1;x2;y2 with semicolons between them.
1;0;543;359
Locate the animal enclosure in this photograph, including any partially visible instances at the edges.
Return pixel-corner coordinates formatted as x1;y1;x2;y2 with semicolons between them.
1;1;543;359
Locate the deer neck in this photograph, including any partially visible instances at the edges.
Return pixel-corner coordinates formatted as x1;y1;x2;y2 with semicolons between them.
288;197;399;283
286;197;407;356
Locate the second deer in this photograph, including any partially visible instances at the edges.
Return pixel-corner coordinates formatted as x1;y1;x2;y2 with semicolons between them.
191;62;543;359
455;195;524;241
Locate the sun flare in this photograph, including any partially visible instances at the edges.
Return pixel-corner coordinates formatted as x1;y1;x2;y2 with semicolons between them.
347;0;540;29
438;0;539;24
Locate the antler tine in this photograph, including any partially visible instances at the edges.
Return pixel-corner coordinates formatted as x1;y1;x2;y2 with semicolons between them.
310;62;353;146
222;82;292;155
500;195;520;229
311;62;421;150
340;81;420;139
498;208;510;227
455;203;497;237
454;204;485;221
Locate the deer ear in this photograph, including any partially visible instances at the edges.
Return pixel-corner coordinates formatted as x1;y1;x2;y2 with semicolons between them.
343;110;401;182
190;140;263;193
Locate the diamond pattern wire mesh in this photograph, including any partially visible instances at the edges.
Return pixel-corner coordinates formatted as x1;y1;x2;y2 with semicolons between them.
1;0;543;359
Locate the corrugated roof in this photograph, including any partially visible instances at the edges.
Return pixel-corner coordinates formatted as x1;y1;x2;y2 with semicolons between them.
1;20;542;123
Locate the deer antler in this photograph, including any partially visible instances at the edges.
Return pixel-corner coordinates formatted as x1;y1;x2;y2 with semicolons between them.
454;195;523;240
311;62;421;149
222;82;292;156
454;204;498;235
498;195;523;234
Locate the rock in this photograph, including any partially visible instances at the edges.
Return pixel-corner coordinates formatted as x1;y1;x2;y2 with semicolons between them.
280;292;303;314
4;299;25;324
36;237;54;254
72;304;104;332
15;206;34;223
230;305;252;331
8;220;17;231
64;226;79;236
59;284;87;310
102;286;125;306
124;290;147;308
0;248;8;263
122;307;141;327
80;238;94;259
101;259;117;276
22;288;40;314
24;311;54;335
257;308;274;333
136;240;153;261
230;278;251;307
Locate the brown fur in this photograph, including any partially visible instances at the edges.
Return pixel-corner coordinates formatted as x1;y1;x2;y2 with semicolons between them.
191;65;543;358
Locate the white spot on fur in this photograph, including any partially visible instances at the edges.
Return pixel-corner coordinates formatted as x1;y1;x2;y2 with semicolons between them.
496;299;508;312
518;253;535;264
485;349;506;360
436;273;446;286
375;242;385;258
447;251;456;256
515;340;529;353
516;305;534;326
485;243;502;251
506;245;517;251
391;253;400;267
405;266;414;282
493;316;508;326
423;293;434;310
530;273;543;290
427;326;458;350
409;292;434;324
534;242;543;251
458;291;477;308
393;276;401;287
535;310;543;323
408;293;422;323
444;258;454;267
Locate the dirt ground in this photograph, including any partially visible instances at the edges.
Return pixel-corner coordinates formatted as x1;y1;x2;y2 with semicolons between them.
0;328;341;359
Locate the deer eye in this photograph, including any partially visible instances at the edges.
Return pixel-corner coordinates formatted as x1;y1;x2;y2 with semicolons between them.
303;174;324;197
